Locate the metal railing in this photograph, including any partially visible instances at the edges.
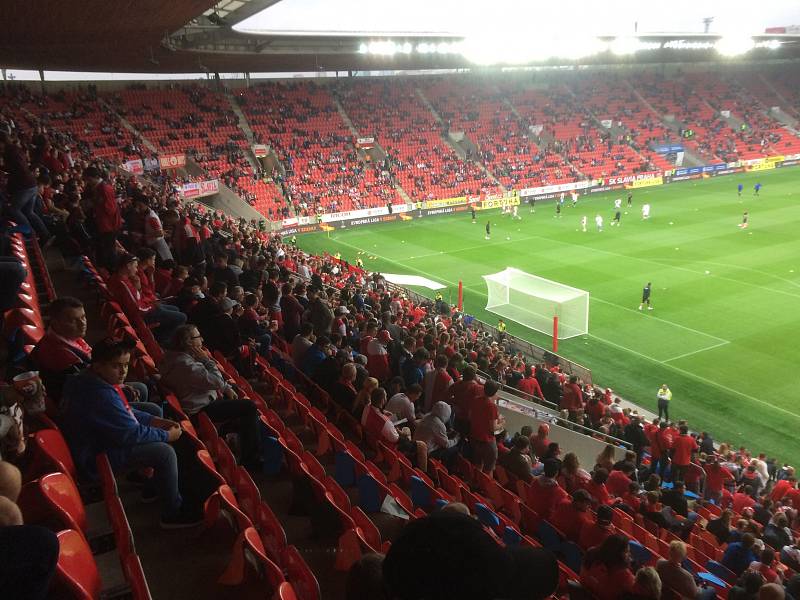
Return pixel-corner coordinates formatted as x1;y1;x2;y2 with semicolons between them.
482;370;632;450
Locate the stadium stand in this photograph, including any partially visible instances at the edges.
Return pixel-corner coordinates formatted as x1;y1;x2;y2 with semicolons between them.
237;82;399;216
4;66;800;600
336;78;501;200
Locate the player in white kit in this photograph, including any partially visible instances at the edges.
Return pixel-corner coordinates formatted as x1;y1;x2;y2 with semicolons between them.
642;203;651;219
614;198;622;210
595;214;603;231
581;215;587;232
571;191;579;207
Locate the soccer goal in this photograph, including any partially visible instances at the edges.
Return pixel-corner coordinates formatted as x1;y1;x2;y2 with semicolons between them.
482;267;589;340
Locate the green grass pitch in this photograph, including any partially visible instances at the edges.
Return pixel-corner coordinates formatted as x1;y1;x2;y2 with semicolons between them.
297;168;800;464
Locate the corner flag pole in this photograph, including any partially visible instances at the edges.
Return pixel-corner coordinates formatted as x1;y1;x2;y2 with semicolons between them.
552;316;559;353
457;280;463;311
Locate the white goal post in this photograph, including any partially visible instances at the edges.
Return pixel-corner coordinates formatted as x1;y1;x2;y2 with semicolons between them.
482;267;589;339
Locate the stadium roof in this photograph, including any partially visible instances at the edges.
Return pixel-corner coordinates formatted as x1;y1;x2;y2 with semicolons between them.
1;0;799;74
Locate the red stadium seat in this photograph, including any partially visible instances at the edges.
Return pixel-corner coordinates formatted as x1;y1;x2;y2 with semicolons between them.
55;529;102;600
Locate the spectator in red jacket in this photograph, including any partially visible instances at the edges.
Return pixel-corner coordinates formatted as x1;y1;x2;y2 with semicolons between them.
732;485;756;514
551;489;594;543
526;459;568;520
607;464;635;497
108;253;186;344
83;166;121;270
580;534;635;600
585;468;613;506
518;365;543;400
447;365;481;436
468;380;505;472
422;354;453;413
530;423;551;459
366;329;393;384
704;456;735;502
670;425;699;482
561;375;584;422
579;505;615;551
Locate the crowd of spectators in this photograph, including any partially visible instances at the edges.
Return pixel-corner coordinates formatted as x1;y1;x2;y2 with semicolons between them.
6;73;800;599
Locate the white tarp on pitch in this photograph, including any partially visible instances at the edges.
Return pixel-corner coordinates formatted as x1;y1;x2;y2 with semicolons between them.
382;273;446;290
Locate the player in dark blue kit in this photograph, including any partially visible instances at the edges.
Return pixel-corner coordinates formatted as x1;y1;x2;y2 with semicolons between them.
738;183;743;197
471;204;477;223
639;282;653;310
754;182;761;196
485;220;491;240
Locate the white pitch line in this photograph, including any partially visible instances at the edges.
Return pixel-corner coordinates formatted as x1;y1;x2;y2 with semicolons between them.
330;235;800;420
587;334;800;421
662;340;731;363
590;297;729;344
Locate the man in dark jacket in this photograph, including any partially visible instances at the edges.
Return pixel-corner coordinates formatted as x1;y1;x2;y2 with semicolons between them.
1;132;50;242
61;338;199;528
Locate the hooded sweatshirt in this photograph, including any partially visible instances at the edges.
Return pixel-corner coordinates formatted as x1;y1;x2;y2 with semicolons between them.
61;370;167;480
414;402;456;453
158;350;230;415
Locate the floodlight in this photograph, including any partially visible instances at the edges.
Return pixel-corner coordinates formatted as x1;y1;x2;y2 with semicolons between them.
715;36;755;57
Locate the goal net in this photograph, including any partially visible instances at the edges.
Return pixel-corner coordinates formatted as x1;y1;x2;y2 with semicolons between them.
482;267;589;339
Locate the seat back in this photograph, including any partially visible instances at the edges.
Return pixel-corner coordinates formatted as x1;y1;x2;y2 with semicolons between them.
274;582;299;600
30;429;77;480
122;554;153;600
55;529;102;600
19;472;87;533
283;545;321;600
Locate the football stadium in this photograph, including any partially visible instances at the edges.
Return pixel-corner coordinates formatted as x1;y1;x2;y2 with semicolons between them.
3;1;800;598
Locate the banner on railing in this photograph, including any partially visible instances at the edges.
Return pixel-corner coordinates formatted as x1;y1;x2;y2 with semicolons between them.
518;180;593;198
480;195;520;210
355;137;375;149
604;171;662;186
176;179;219;199
159;153;186;170
121;159;144;175
626;175;663;189
252;145;269;158
653;144;684;154
600;119;613;129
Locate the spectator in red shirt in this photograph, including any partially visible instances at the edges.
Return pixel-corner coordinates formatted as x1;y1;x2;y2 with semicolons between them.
561;375;584;422
585;468;613;506
704;456;736;502
422;354;453;413
551;489;594;543
29;293;157;431
83;166;121;270
607;464;635;497
366;329;393;384
671;425;699;483
517;365;543;400
447;365;481;436
579;505;615;551
749;547;781;584
526;459;569;520
655;422;675;477
468;380;504;472
108;253;186;345
558;452;592;494
580;534;635;600
530;423;551;459
732;485;756;514
770;476;795;503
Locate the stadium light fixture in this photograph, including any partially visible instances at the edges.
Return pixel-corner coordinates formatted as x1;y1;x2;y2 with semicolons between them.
715;36;755;57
